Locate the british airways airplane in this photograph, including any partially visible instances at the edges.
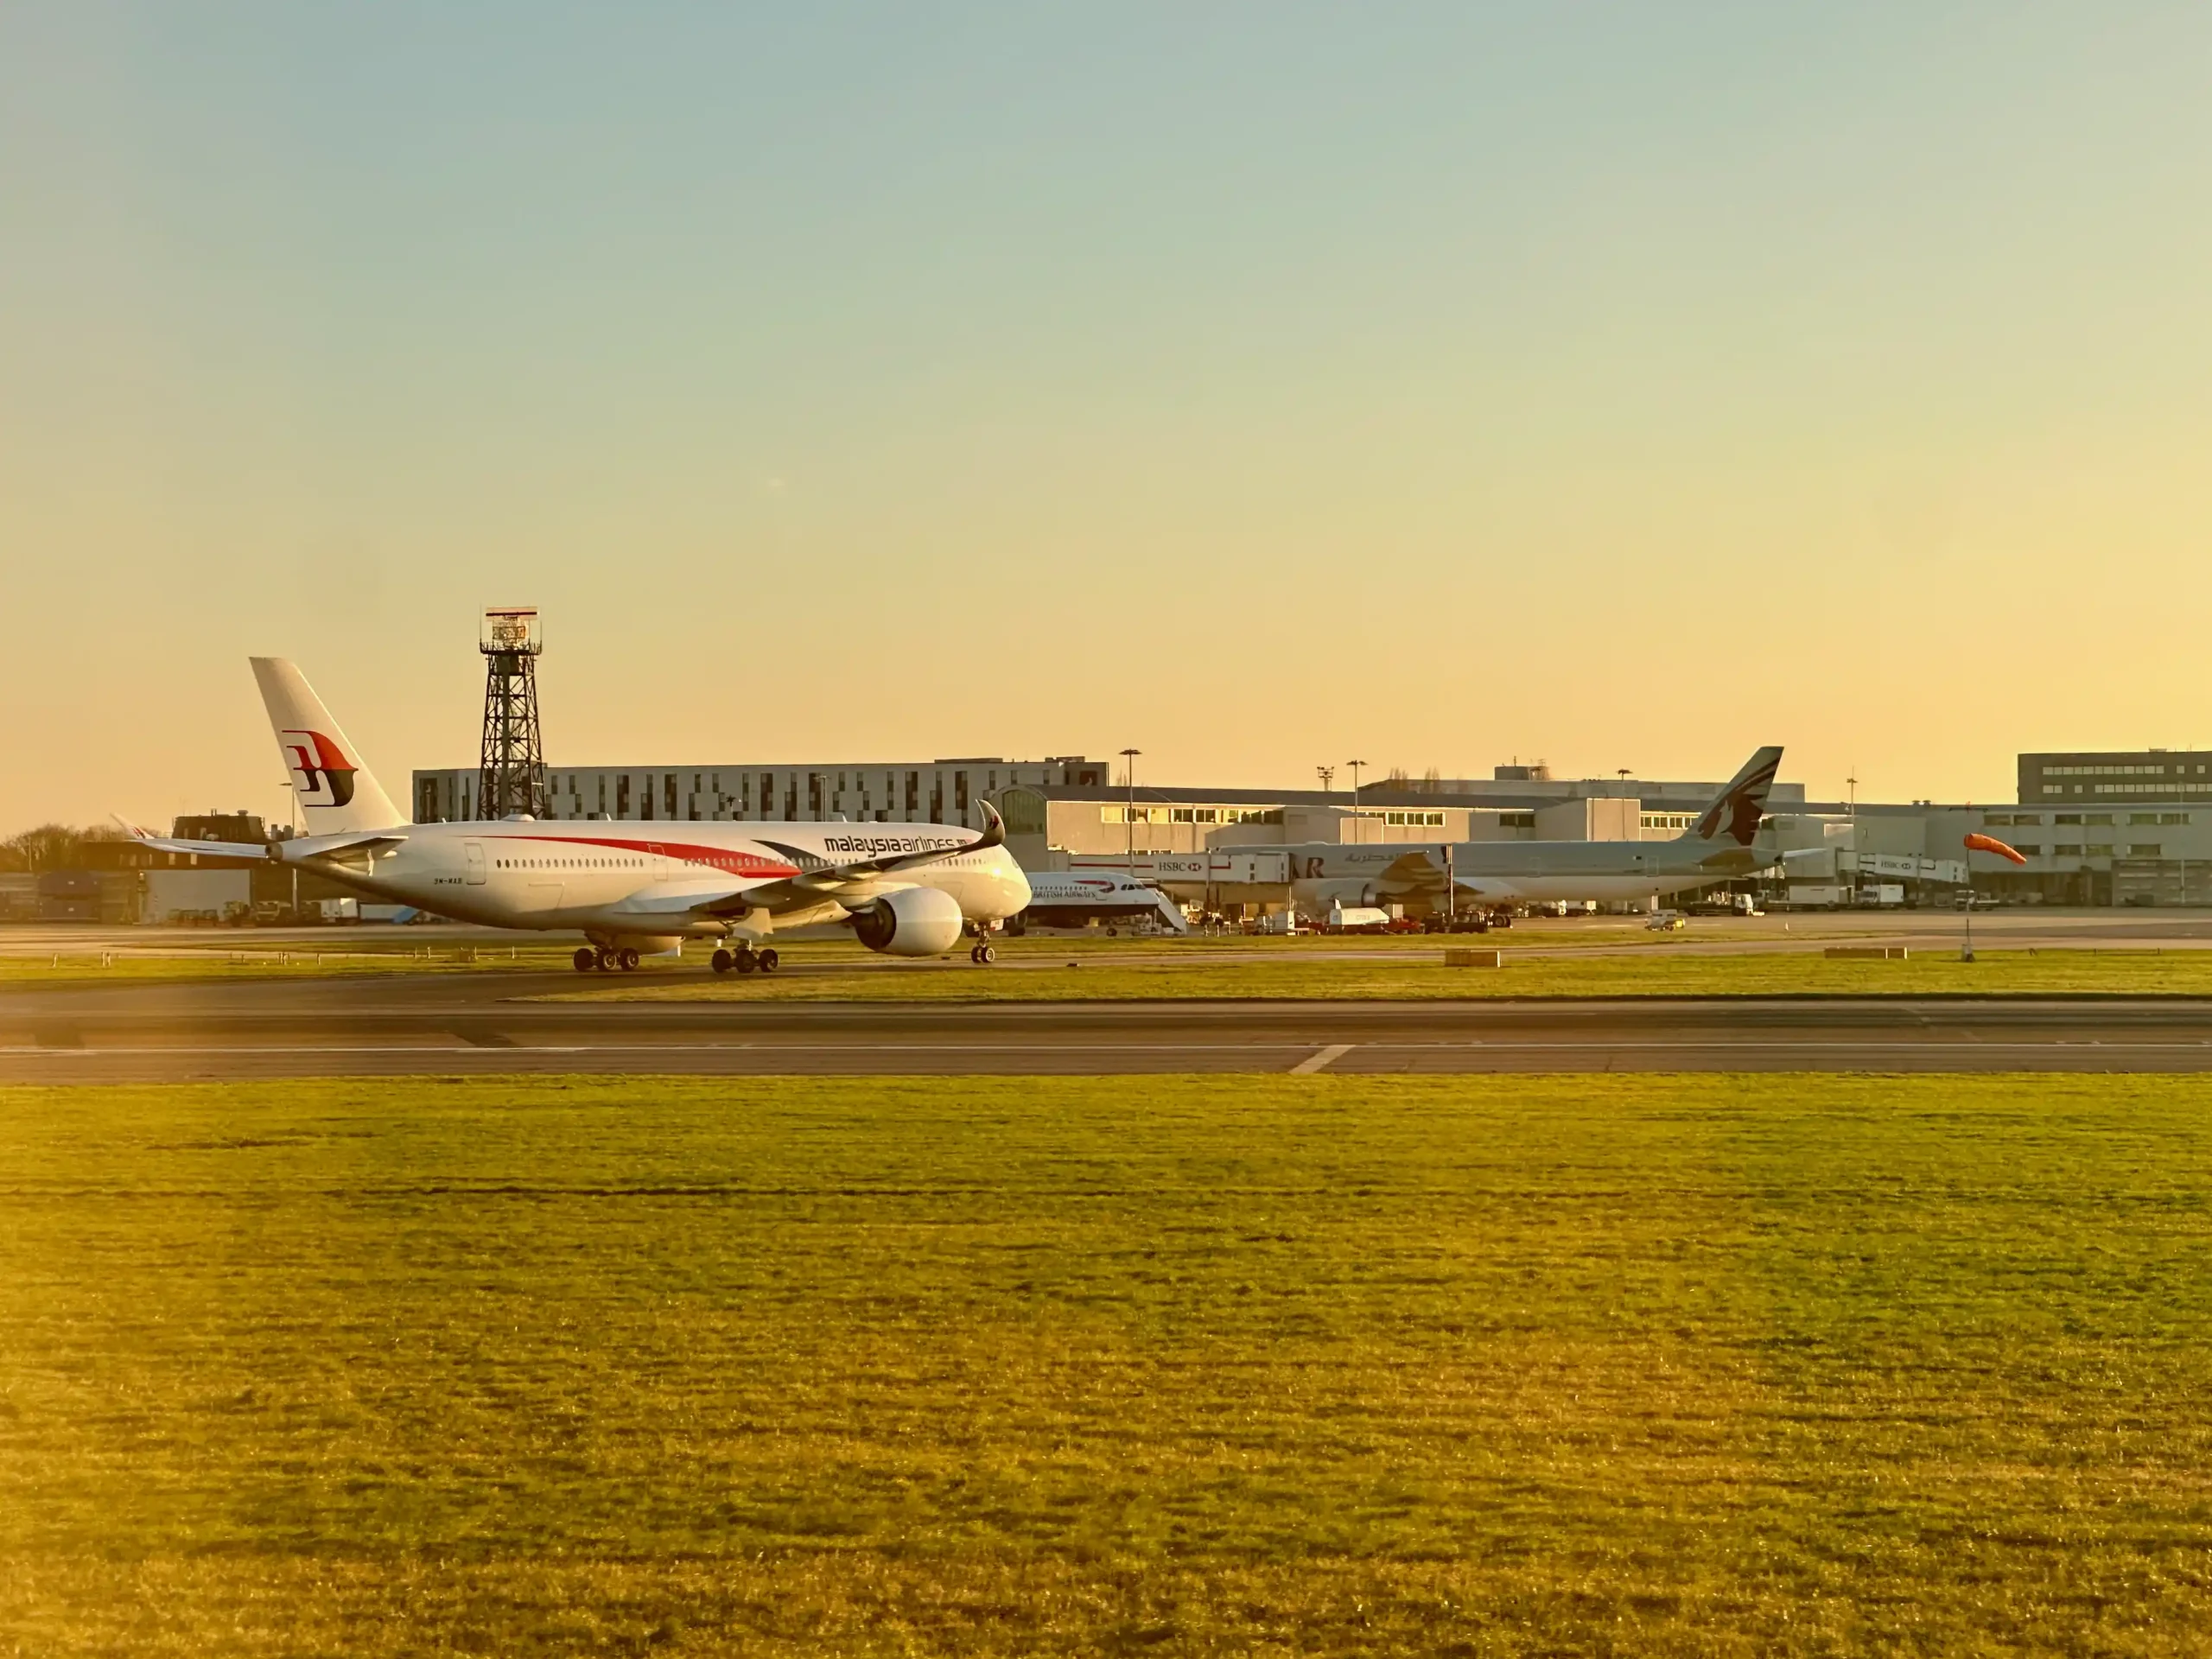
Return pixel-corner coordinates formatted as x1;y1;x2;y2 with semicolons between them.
122;658;1031;975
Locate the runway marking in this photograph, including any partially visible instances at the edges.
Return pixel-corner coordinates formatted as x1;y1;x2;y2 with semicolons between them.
12;1039;2212;1060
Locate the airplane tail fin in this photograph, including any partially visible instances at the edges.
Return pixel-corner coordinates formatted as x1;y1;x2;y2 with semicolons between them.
1680;747;1783;848
250;658;404;835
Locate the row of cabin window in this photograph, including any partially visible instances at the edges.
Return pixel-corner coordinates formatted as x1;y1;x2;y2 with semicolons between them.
496;855;645;869
2008;844;2166;858
1986;812;2190;827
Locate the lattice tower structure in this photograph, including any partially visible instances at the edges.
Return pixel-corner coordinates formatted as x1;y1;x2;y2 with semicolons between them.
477;607;547;820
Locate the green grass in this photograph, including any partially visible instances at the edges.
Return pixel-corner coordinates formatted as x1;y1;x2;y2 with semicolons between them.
556;945;2212;1001
8;1074;2212;1654
0;942;583;987
0;929;1635;988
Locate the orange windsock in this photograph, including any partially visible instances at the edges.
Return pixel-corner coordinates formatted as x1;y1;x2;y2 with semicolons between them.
1964;832;2028;865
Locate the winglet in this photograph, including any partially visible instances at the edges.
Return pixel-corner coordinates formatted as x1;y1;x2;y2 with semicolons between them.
975;799;1006;851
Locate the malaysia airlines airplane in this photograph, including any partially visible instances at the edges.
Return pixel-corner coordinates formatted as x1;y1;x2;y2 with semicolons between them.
121;658;1032;974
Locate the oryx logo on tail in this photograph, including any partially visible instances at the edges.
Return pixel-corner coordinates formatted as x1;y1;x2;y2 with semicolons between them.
281;728;358;808
1690;747;1783;847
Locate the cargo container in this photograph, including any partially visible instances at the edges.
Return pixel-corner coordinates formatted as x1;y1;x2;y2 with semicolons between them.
1783;883;1845;910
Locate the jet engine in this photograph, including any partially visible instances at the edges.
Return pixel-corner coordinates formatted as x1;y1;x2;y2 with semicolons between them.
850;885;966;956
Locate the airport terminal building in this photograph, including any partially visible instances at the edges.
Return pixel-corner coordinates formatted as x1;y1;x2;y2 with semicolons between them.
404;747;2212;909
411;757;1114;830
411;758;1803;848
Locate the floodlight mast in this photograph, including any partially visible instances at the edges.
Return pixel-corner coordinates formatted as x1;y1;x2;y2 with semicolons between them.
478;607;547;821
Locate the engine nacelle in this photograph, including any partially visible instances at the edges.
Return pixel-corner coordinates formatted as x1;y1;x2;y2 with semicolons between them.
851;885;966;957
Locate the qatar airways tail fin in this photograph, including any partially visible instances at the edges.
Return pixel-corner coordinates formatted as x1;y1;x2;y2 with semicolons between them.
250;658;404;835
1681;747;1783;848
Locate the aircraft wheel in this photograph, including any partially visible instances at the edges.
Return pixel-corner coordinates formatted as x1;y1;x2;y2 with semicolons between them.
734;950;758;975
572;947;596;973
758;948;779;975
977;943;996;964
710;949;733;975
595;948;615;972
619;948;640;971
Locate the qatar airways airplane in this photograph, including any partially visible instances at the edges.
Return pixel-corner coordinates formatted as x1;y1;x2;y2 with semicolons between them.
121;658;1032;974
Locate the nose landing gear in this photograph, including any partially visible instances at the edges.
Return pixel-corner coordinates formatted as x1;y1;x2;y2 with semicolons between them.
969;941;997;964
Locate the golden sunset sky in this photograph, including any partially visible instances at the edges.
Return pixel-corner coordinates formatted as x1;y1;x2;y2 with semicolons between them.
6;4;2211;830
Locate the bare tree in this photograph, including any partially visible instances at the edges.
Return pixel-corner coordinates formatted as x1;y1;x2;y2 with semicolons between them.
0;823;123;874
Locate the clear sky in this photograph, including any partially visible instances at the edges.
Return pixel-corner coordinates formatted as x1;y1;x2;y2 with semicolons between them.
5;3;2211;831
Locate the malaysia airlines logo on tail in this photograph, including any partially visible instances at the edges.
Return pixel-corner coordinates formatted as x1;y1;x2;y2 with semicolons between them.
281;728;358;808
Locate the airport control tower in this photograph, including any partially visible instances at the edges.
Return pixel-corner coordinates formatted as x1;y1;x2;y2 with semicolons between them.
477;606;547;820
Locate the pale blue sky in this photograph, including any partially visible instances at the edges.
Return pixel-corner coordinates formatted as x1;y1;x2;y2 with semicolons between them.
6;4;2211;828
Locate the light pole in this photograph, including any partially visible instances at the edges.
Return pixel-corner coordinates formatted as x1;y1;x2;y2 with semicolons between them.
278;779;304;919
1121;748;1141;877
1961;814;1976;963
1347;760;1367;844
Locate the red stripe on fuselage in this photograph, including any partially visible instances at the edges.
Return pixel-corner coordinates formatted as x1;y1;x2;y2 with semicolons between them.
475;834;800;879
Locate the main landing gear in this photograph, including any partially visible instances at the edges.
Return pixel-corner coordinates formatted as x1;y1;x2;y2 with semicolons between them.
710;945;779;976
573;947;642;972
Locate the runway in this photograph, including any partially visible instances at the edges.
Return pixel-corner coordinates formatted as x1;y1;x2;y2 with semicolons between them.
9;971;2212;1079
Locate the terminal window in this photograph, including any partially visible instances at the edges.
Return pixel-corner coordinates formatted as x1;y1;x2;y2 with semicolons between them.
2055;842;2083;855
2128;844;2163;856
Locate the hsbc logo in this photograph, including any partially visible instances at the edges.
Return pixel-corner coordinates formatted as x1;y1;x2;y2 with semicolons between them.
281;728;357;808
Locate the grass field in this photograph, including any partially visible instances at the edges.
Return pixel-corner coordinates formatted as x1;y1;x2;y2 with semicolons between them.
0;925;1760;988
8;1074;2212;1655
556;944;2212;1001
0;941;577;985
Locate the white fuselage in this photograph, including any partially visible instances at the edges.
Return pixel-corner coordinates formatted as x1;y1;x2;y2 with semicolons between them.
288;818;1032;947
1280;837;1769;908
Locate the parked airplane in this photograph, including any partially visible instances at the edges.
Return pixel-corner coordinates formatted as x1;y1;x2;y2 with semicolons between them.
1011;870;1189;935
120;658;1031;973
1281;747;1788;912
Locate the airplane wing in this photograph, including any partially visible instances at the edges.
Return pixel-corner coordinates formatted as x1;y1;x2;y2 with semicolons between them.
113;817;273;861
674;803;1008;919
114;817;407;863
